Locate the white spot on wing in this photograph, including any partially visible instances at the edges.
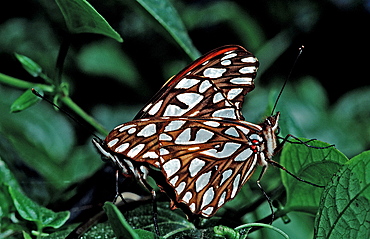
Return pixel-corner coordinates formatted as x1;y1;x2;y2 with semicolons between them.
199;80;212;93
221;53;237;60
107;138;119;147
213;92;224;103
159;133;172;141
189;203;196;212
203;68;226;78
169;176;178;186
239;66;256;74
202;207;214;216
195;171;212;192
234;148;253;161
163;158;181;177
175;78;200;89
212;108;236;119
227;88;243;100
163;93;203;116
148;100;163;115
182;191;192;203
159;148;169;155
221;60;231;65
202;142;241;158
224;127;239;137
175;181;186;194
231;174;241;198
142;151;159;159
164;120;186;132
119;124;136;132
136;123;157;137
115;143;130;153
175;128;214;145
127;144;145;158
203;121;220;127
230;77;252;85
218;191;227;207
220;169;233;185
201;187;214;209
189;158;206;177
241;57;257;63
142;103;152;113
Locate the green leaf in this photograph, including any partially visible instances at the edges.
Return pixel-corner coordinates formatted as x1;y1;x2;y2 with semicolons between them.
136;0;200;60
280;139;348;214
0;158;22;191
77;41;142;90
314;151;370;239
134;229;157;239
14;53;43;77
55;0;123;42
8;186;70;228
103;202;141;239
10;88;43;113
22;231;33;239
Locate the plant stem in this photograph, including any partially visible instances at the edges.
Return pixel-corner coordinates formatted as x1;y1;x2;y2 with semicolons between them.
0;72;53;92
60;95;108;136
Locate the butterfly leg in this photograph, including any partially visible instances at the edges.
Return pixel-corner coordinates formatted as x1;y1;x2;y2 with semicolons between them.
276;134;334;153
267;159;325;188
255;165;275;223
113;170;128;204
135;166;161;236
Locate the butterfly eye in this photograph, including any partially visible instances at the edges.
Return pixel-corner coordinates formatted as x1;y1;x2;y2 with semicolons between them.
275;126;281;135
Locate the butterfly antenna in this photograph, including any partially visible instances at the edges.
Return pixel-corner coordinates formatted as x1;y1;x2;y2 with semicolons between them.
31;88;102;140
271;46;304;115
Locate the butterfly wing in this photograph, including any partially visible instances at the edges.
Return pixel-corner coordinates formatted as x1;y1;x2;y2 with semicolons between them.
105;117;266;218
157;118;265;217
134;45;259;121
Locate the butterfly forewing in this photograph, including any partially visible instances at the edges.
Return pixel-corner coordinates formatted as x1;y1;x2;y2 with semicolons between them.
134;45;259;121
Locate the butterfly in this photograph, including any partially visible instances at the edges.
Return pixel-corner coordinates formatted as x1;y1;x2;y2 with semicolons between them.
92;45;280;220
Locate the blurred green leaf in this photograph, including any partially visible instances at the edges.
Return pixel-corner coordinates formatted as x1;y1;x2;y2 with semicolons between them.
55;0;123;42
77;40;141;90
103;202;141;239
14;53;42;77
0;87;75;189
9;186;69;228
280;139;348;214
255;30;292;76
0;158;22;191
314;151;370;239
136;0;200;60
183;1;266;51
22;231;33;239
10;88;42;113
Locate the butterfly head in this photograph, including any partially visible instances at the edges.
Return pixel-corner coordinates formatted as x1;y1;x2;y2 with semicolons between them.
265;112;280;132
92;138;111;162
261;112;280;159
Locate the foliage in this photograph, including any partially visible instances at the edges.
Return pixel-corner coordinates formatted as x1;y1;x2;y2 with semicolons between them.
0;0;369;238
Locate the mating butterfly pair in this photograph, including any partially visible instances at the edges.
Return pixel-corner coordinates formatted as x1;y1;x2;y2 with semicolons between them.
93;45;280;220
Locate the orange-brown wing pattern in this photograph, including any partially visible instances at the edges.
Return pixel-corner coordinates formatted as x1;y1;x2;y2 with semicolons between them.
134;45;259;121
